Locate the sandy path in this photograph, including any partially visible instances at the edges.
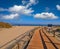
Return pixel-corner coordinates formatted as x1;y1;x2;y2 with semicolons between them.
0;26;37;47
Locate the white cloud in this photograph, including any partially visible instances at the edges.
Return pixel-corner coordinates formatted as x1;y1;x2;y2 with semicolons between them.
9;5;34;15
0;5;34;19
9;5;26;12
22;8;34;15
26;0;38;8
34;12;58;19
30;0;38;4
0;0;38;19
56;5;60;10
2;13;19;19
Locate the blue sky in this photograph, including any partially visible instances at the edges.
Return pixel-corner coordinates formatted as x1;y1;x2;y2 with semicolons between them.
0;0;60;24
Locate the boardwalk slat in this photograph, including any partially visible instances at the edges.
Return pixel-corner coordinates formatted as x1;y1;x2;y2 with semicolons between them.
27;28;60;49
27;29;43;49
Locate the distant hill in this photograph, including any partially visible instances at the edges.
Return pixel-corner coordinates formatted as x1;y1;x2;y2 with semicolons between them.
0;22;12;28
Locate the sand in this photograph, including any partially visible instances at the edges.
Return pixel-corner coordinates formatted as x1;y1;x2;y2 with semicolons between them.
0;26;37;48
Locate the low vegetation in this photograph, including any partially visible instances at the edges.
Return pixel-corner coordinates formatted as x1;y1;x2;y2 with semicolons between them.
0;22;12;28
56;28;60;32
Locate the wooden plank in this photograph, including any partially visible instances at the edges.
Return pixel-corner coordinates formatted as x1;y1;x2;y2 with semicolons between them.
43;28;60;49
27;29;43;49
40;29;55;49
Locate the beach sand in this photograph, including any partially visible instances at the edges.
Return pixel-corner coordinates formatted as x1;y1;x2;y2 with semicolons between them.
0;26;37;47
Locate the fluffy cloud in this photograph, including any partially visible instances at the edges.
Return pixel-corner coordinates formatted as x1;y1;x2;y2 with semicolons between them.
0;0;58;20
34;12;58;19
26;0;38;8
22;8;34;15
30;0;38;4
9;5;26;12
0;5;34;19
0;0;38;19
9;5;34;15
2;13;19;19
56;5;60;10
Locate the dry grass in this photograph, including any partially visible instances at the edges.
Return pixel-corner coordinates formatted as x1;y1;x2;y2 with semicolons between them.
0;22;12;28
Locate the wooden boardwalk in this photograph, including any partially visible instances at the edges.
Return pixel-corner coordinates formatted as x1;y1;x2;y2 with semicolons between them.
27;28;60;49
